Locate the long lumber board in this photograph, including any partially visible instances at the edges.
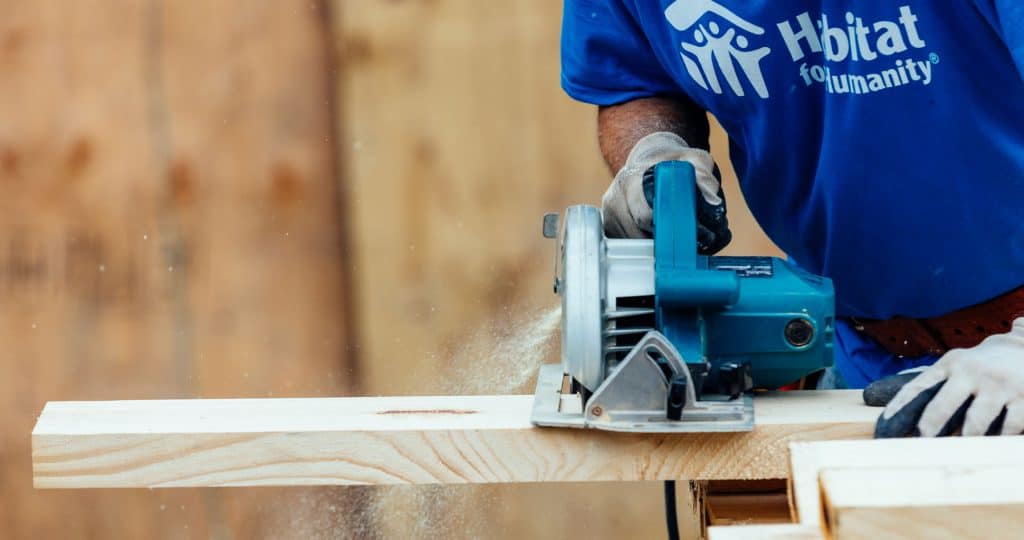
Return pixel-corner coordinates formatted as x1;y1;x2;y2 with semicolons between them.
32;390;874;488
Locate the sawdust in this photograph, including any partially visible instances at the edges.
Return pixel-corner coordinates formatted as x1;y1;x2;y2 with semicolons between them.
367;304;561;539
267;303;562;539
441;304;562;395
264;486;380;540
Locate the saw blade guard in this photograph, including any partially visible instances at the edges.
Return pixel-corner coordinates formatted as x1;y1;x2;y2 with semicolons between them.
558;205;657;393
558;205;605;393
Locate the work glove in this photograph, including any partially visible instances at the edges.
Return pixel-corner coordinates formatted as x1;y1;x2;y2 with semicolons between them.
601;132;731;254
871;317;1024;437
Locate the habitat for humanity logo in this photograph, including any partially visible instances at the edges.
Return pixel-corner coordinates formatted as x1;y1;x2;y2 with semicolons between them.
779;6;936;95
665;0;772;99
665;2;938;98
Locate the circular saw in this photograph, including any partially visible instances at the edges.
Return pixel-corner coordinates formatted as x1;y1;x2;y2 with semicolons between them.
531;161;835;433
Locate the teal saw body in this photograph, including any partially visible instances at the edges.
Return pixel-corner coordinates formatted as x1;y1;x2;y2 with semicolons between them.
532;162;834;433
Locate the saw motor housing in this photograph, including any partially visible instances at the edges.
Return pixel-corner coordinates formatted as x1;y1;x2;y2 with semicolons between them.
531;161;835;432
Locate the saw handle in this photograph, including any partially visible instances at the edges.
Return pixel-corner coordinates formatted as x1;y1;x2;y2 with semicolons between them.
653;161;740;308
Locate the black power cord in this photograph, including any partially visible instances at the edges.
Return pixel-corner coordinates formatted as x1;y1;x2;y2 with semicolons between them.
664;480;680;540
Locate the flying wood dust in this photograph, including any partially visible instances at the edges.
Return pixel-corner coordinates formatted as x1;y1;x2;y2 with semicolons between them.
441;304;561;395
268;304;562;539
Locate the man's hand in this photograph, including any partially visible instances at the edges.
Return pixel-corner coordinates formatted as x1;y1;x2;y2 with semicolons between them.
874;317;1024;437
601;132;731;253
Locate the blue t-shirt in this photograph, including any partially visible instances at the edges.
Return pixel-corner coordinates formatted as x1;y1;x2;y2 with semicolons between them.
562;0;1024;386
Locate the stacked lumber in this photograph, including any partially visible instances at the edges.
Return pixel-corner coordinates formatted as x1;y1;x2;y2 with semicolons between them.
711;437;1024;540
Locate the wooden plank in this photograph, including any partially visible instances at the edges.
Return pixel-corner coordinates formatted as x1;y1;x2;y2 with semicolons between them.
823;506;1023;540
708;524;822;540
789;437;1024;528
33;390;874;488
821;465;1024;510
820;466;1024;540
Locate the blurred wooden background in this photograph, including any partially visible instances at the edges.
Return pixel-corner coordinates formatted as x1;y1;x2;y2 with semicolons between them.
0;1;779;539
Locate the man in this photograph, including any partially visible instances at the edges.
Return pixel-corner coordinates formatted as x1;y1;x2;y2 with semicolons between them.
561;0;1024;437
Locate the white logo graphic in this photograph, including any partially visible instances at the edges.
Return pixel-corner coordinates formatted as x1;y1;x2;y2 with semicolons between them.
778;6;935;95
665;0;772;99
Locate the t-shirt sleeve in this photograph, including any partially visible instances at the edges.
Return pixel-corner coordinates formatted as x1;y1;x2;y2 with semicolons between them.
977;0;1024;80
561;0;681;106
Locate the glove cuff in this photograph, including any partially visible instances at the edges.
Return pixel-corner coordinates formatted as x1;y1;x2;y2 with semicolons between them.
620;132;720;205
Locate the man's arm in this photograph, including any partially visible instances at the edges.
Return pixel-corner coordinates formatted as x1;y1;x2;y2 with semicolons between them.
597;96;711;173
595;96;730;253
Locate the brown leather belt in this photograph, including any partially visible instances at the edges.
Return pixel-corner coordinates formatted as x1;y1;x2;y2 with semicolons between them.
850;286;1024;357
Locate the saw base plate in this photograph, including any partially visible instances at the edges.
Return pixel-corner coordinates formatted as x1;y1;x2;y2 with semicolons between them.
530;364;754;433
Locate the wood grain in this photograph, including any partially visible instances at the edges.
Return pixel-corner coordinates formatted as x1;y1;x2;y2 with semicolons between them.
789;437;1024;528
33;390;874;488
820;466;1024;540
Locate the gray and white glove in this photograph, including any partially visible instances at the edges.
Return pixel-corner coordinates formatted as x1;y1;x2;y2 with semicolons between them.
601;132;731;254
873;317;1024;437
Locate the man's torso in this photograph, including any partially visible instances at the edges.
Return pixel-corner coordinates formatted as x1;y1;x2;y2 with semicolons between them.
615;1;1024;319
